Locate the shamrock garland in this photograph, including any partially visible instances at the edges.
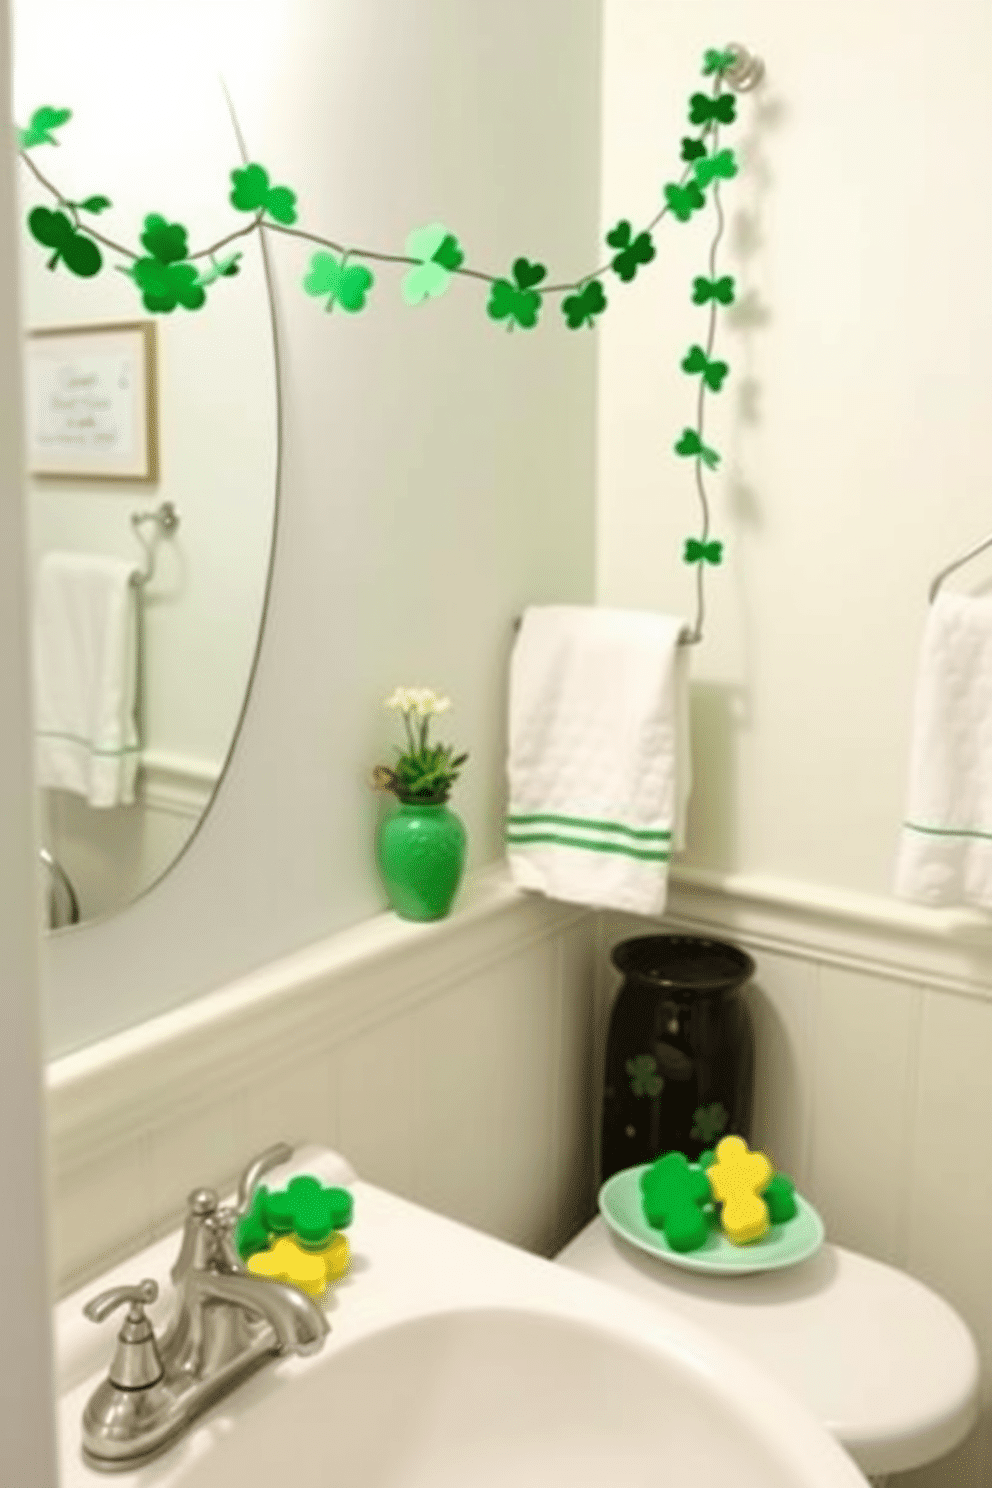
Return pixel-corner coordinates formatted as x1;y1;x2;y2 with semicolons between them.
16;45;758;640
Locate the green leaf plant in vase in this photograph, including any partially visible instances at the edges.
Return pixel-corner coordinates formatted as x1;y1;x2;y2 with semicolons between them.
373;688;468;921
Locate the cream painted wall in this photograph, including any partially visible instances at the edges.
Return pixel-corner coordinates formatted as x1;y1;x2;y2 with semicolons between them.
598;0;992;898
0;2;59;1476
42;0;600;1054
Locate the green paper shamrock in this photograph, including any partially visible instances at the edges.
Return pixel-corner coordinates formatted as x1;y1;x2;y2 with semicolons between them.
702;48;737;76
684;536;724;565
663;181;705;223
675;428;720;469
263;1176;354;1249
303;250;375;313
140;213;190;264
130;257;205;313
561;278;606;329
487;257;546;331
401;222;465;305
18;105;71;149
690;1101;728;1143
681;344;729;392
626;1054;664;1099
605;220;655;283
230;163;298;225
197;252;242;289
680;137;707;163
692;274;735;306
693;147;738;189
688;91;737;127
27;207;101;277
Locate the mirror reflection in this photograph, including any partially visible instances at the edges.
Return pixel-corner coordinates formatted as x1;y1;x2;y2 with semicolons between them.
14;3;279;929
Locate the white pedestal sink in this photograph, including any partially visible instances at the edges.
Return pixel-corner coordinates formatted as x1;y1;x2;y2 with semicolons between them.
55;1176;870;1487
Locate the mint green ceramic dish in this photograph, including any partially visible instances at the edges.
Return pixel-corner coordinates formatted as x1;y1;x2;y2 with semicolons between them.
598;1164;825;1276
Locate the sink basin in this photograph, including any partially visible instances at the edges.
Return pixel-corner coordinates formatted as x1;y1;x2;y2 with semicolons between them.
55;1171;869;1487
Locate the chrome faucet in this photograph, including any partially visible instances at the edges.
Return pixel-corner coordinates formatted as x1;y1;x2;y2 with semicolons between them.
81;1143;330;1472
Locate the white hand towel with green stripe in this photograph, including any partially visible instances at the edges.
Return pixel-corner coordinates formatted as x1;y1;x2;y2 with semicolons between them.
895;591;992;907
507;605;691;914
33;551;141;808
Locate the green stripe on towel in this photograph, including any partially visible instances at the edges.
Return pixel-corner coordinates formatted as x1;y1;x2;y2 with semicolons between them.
507;812;671;842
904;819;992;843
507;830;670;863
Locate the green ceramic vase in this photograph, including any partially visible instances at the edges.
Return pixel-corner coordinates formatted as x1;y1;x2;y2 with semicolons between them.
376;796;467;921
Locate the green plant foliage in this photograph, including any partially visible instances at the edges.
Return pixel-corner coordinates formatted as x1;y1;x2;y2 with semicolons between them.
691;273;735;306
487;257;547;330
229;162;298;225
130;257;205;313
702;49;737;76
605;219;655;283
693;146;738;188
76;194;112;214
688;91;737;127
675;427;720;469
140;213;190;264
680;136;707;163
302;250;375;312
401;222;465;305
27;206;101;276
684;536;724;565
18;105;71;149
681;343;729;392
561;278;606;329
663;180;705;222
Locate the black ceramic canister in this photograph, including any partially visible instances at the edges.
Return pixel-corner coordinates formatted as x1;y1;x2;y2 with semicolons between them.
600;934;755;1183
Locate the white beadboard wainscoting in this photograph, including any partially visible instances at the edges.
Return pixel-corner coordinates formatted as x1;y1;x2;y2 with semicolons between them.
46;868;597;1297
599;867;992;1488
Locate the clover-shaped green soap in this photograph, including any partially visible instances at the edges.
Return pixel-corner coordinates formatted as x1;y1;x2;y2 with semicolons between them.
235;1188;271;1262
263;1176;354;1250
640;1152;711;1252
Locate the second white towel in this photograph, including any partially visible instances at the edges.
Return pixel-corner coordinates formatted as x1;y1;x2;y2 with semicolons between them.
34;551;141;808
506;605;691;915
895;591;992;908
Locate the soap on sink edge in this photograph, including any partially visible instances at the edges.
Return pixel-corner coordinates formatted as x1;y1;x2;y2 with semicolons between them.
246;1232;351;1298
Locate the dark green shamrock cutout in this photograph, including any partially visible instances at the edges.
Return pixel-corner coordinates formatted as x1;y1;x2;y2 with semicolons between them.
262;1176;353;1249
140;213;190;264
688;91;737;127
680;137;707;163
230;163;298;225
18;105;71;149
562;279;606;329
605;220;655;283
690;1101;728;1143
684;536;724;564
681;344;729;392
663;181;705;222
692;274;736;306
131;257;205;313
675;428;720;469
626;1054;664;1099
27;207;101;277
487;257;547;331
693;147;739;189
702;48;737;76
302;250;375;312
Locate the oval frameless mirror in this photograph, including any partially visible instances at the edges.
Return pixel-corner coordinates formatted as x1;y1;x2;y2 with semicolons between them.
14;2;279;930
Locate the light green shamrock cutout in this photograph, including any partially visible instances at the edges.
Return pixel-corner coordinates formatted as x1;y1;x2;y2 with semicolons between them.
402;222;464;305
18;105;71;149
627;1054;664;1099
691;1102;728;1143
303;250;375;313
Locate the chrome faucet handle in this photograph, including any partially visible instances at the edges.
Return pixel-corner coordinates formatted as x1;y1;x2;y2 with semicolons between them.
83;1280;163;1390
234;1141;294;1217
